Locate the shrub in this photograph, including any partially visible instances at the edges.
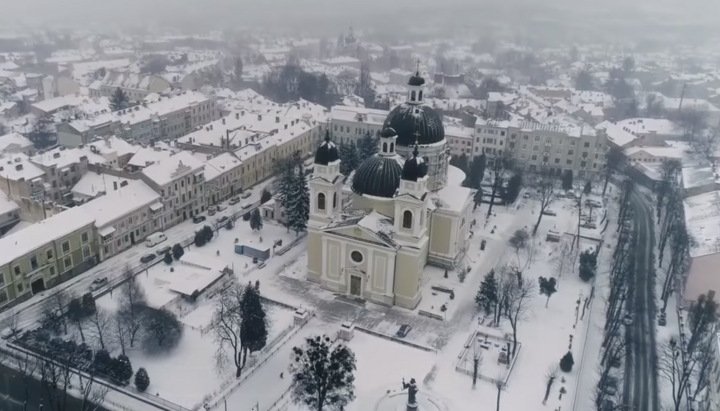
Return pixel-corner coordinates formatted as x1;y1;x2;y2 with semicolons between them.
243;212;251;221
94;349;112;374
110;354;133;385
559;351;574;372
172;243;184;260
194;231;207;247
134;367;150;392
163;251;173;265
579;250;598;282
202;225;214;242
81;293;96;316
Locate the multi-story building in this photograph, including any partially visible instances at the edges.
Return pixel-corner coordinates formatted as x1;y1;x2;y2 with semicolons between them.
56;91;220;147
94;72;171;102
141;151;206;229
330;105;389;145
30;146;108;205
445;124;474;157
0;206;97;309
203;152;243;206
704;332;720;411
82;180;162;261
0;192;19;235
0;132;36;156
472;118;608;179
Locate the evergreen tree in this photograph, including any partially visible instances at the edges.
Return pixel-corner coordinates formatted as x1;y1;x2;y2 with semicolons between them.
172;243;184;260
134;367;150;392
450;153;469;174
250;209;263;231
142;308;183;352
27;115;55;149
275;153;302;208
357;131;379;160
575;68;594;91
502;171;523;204
354;61;376;107
287;170;310;235
538;277;558;307
260;189;272;204
339;143;362;176
473;189;483;211
194;231;207;247
110;87;130;111
561;170;573;191
163;251;173;265
240;284;268;361
67;297;87;341
475;270;498;314
234;56;244;88
559;351;574;372
464;154;487;189
290;335;356;411
82;292;96;316
202;225;214;242
579;250;597;282
583;180;592;195
93;349;112;375
111;354;133;385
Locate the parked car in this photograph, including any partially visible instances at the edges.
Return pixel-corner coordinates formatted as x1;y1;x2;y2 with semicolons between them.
623;313;633;326
241;191;252;199
542;209;557;216
217;205;227;212
216;216;229;225
229;197;240;205
582;222;597;229
208;206;216;216
89;277;108;291
522;192;531;199
193;215;207;224
241;202;252;209
396;324;412;338
145;232;167;247
140;253;156;264
658;312;667;326
156;245;172;256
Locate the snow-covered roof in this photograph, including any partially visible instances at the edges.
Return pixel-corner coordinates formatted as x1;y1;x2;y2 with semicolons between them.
613;118;681;136
141;151;204;187
0;153;44;181
204;152;242;181
102;72;167;92
84;136;139;158
433;184;472;213
331;105;389;125
31;94;110;115
31;146;108;169
127;146;176;169
0;132;33;153
623;146;685;160
82;180;160;228
596;121;637;148
0;191;19;215
0;206;95;266
72;172;132;199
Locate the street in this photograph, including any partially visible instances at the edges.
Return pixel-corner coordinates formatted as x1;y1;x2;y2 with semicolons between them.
623;190;659;411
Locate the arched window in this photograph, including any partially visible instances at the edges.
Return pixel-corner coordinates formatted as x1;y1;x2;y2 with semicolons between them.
390;142;394;152
382;142;388;153
317;193;326;210
410;90;416;101
418;90;423;101
402;210;413;229
332;192;337;209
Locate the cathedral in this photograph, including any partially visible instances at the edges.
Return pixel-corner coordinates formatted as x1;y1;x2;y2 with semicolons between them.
305;71;474;309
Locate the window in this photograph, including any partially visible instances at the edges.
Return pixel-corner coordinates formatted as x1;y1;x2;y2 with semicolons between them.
17;283;23;293
0;272;4;287
581;161;587;168
317;193;326;210
411;90;416;101
82;246;91;260
533;146;539;151
531;154;538;161
418;90;423;100
333;192;337;209
554;158;560;164
402;210;413;229
566;159;573;165
350;251;363;263
584;142;590;148
534;136;540;141
30;256;38;270
582;152;588;158
390;142;394;152
523;135;529;140
567;150;574;156
0;290;7;305
61;241;70;254
81;232;89;243
13;265;20;276
382;142;388;153
49;265;56;276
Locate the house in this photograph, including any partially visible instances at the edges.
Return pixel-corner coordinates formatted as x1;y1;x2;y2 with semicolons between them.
99;72;171;102
203;152;243;206
0;132;35;156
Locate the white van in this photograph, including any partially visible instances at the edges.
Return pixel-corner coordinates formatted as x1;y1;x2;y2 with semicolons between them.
145;232;167;247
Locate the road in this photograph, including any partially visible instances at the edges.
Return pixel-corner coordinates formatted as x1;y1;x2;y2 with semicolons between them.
0;178;276;332
623;190;659;411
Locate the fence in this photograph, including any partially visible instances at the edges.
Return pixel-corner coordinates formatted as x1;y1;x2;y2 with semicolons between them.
353;326;437;353
265;385;293;411
274;232;307;256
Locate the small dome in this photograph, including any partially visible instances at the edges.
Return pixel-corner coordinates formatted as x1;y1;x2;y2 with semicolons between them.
383;104;445;146
380;127;398;138
314;130;339;165
352;155;403;198
408;72;425;86
401;147;428;182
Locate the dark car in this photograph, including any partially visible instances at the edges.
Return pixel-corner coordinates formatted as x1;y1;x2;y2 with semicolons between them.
542;209;557;216
193;215;207;224
140;253;156;264
396;324;412;338
216;216;229;225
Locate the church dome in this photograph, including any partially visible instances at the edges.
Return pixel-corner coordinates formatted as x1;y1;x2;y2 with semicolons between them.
382;104;445;147
314;130;339;165
401;146;428;182
351;155;403;198
408;71;425;86
380;127;398;138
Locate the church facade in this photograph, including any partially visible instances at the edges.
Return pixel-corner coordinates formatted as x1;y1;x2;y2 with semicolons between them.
305;72;474;309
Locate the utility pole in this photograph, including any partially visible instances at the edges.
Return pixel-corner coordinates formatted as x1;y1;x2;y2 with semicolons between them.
678;82;687;113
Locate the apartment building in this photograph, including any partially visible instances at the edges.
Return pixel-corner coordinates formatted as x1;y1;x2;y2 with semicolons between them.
445;124;474;156
472;118;608;179
203;152;243;206
141;151;206;229
30;146;108;205
56;91;219;147
0;192;20;235
95;72;171;102
83;180;162;261
0;206;97;309
330;105;389;145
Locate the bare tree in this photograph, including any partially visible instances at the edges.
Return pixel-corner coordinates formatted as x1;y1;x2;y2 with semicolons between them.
690;130;718;163
210;282;247;377
532;171;559;235
79;367;110;411
486;154;514;217
87;308;113;351
111;313;130;356
571;180;589;251
542;366;558;404
118;266;147;348
495;379;506;411
494;266;515;325
472;343;483;388
16;352;39;411
2;308;21;335
42;289;70;335
505;277;536;357
676;108;708;140
507;229;537;285
657;337;693;411
656;160;682;219
550;240;575;280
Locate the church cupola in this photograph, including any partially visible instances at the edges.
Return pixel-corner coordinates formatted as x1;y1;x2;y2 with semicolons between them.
399;144;429;197
406;60;426;105
378;127;398;156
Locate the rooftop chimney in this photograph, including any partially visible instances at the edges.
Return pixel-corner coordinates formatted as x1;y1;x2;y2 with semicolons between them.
275;116;280;123
222;118;226;125
53;152;61;159
15;164;22;171
258;114;262;121
113;181;118;190
235;113;239;120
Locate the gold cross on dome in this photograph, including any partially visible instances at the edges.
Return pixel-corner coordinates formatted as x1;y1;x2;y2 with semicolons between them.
413;130;421;143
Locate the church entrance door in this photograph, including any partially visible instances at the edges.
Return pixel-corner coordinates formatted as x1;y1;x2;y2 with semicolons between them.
349;275;362;296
